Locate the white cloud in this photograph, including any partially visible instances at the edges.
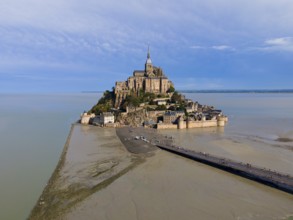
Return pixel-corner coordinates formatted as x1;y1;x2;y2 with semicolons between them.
265;37;292;46
211;45;235;51
251;37;293;52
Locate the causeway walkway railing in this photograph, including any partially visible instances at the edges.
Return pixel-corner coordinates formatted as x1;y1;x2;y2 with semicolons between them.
156;144;293;195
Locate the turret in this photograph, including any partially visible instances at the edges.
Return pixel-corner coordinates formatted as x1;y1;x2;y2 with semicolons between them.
178;116;186;129
217;116;226;127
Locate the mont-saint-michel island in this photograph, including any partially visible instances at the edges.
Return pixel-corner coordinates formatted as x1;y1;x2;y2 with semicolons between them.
81;48;228;129
28;49;293;220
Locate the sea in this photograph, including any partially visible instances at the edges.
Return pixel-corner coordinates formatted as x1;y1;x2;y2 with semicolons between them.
0;92;293;220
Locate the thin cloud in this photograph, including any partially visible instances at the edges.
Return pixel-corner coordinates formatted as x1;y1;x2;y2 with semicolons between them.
252;37;293;52
1;0;293;92
211;45;235;51
265;37;293;52
190;45;205;50
265;37;292;46
190;45;235;51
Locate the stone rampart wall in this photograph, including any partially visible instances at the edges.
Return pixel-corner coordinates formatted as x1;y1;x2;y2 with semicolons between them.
187;120;218;128
157;123;178;129
156;119;223;130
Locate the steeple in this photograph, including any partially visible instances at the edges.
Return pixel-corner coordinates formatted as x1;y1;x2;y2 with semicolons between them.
146;46;152;64
145;46;153;74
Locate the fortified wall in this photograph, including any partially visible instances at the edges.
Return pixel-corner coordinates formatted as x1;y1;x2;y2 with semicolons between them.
157;116;228;130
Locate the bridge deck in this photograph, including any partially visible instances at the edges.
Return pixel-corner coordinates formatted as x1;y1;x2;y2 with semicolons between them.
157;144;293;195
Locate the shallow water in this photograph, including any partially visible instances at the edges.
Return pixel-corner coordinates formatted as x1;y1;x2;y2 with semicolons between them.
0;93;100;220
183;93;293;173
161;93;293;173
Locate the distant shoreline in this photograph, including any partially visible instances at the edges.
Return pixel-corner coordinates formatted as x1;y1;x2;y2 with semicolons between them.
81;89;293;94
180;89;293;94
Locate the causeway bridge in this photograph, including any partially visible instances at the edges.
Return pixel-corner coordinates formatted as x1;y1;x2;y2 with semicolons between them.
156;144;293;195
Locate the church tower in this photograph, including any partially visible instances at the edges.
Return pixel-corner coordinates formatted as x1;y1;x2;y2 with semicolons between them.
145;47;153;75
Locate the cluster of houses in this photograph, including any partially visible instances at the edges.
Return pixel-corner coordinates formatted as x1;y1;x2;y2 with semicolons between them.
80;96;228;130
145;100;227;129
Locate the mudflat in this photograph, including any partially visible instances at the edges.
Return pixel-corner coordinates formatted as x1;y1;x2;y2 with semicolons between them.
29;124;293;220
28;125;148;219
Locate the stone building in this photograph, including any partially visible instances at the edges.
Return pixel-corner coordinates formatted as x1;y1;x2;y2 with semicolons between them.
186;102;198;113
114;48;174;108
101;112;115;124
163;111;185;124
80;112;95;124
163;111;177;124
91;112;115;126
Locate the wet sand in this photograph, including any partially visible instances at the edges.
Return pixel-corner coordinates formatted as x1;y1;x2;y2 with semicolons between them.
29;124;146;219
159;128;293;176
29;125;293;220
115;127;160;154
65;150;293;220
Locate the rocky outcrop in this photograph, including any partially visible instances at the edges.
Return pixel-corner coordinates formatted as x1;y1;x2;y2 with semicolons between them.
117;109;148;127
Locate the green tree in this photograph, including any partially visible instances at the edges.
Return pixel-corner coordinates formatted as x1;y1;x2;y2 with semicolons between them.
176;104;185;111
90;103;111;114
123;95;141;109
156;105;167;110
131;96;140;108
168;105;176;111
89;90;115;113
167;85;175;93
143;92;156;103
98;90;114;105
171;91;182;103
138;89;144;99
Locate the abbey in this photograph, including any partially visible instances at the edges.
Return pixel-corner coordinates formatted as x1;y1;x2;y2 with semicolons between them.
114;48;174;108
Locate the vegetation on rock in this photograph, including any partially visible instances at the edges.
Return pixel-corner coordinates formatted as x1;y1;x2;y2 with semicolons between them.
90;90;115;114
167;85;175;93
171;91;183;104
90;86;185;115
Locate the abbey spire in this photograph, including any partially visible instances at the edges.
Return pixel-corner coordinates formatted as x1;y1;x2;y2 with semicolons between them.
145;46;153;74
147;46;151;59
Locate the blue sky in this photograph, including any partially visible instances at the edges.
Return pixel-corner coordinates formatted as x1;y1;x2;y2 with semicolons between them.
1;0;293;92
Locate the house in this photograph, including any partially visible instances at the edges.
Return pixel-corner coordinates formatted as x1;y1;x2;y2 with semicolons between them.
186;102;198;113
92;115;101;125
175;111;185;117
101;112;115;124
80;112;95;124
163;111;177;124
156;99;167;106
